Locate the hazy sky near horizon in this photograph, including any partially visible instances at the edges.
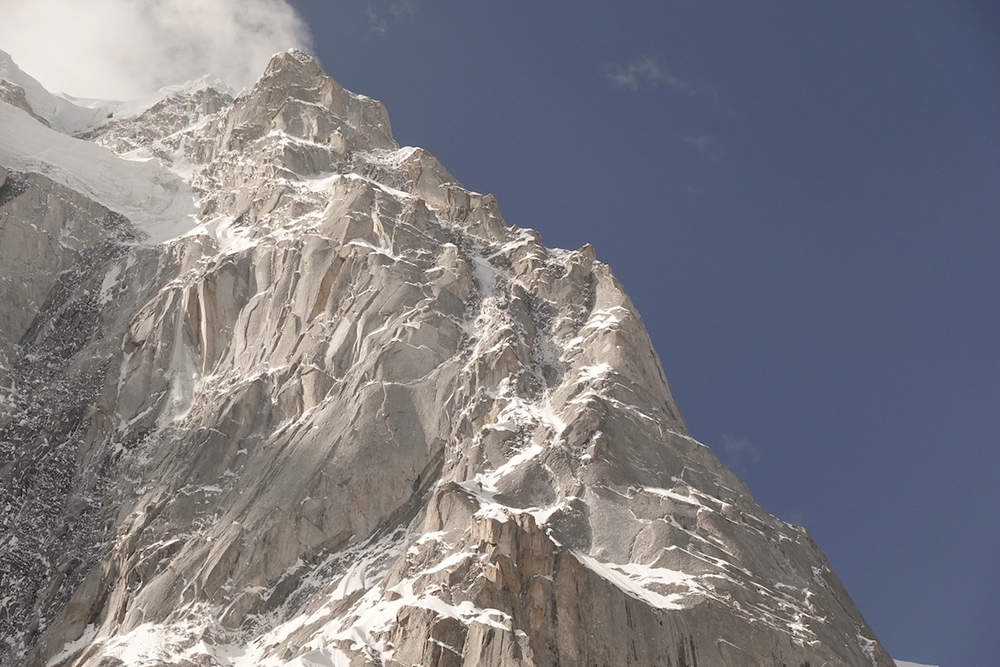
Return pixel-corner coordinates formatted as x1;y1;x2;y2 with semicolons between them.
2;2;998;666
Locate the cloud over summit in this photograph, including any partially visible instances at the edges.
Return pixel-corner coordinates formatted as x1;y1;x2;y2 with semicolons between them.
0;0;313;100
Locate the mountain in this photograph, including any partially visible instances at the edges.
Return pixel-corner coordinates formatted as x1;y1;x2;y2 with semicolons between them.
0;49;895;667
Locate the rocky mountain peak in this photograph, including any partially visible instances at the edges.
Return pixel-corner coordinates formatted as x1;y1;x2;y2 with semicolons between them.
261;47;323;78
220;49;394;154
0;52;895;667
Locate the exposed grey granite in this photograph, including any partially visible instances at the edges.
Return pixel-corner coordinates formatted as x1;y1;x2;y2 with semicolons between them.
0;51;893;667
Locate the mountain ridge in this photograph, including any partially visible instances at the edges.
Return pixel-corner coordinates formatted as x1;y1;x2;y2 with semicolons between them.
0;50;894;667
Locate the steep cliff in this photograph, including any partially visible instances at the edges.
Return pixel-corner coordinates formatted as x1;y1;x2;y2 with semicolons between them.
0;50;893;667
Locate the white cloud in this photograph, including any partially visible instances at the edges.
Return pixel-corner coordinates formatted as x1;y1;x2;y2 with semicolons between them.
607;56;691;93
721;434;762;463
366;0;416;36
0;0;313;100
683;135;722;161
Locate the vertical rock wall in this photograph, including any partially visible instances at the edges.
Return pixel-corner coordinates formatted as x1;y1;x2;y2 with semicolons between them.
0;51;894;667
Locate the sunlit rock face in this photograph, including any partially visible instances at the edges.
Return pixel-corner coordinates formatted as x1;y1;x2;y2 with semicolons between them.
0;50;894;667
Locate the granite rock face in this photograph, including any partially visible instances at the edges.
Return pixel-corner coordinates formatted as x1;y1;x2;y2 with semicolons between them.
0;50;894;667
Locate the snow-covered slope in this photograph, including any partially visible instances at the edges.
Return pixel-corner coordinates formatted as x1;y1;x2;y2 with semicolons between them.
0;102;198;244
0;50;897;667
0;50;112;135
0;49;232;137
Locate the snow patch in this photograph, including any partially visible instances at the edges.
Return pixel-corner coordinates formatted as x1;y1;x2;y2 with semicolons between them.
99;262;123;304
281;648;351;667
188;215;256;254
45;624;98;667
572;550;697;610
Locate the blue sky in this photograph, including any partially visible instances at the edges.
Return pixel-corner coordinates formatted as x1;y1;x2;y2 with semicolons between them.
283;2;999;665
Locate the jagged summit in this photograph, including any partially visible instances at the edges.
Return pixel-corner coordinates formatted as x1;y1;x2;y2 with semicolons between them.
258;48;342;94
262;48;323;77
0;53;894;667
218;49;395;154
